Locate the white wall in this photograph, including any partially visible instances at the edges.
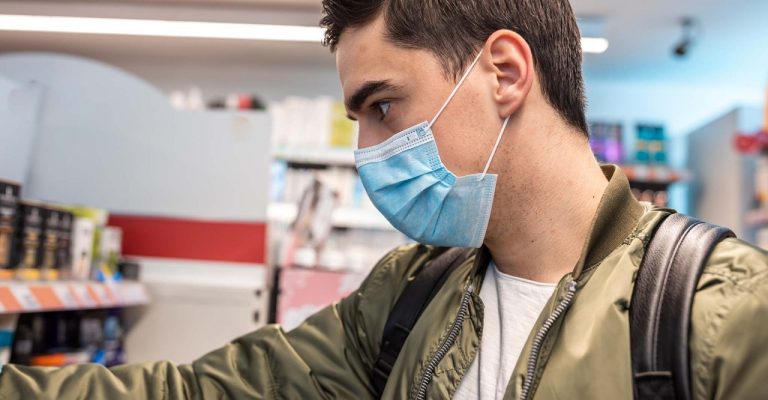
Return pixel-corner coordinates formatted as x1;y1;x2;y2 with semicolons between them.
0;53;271;222
0;75;43;184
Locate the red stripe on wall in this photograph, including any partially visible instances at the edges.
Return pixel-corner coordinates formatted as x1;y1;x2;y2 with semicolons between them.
108;214;267;265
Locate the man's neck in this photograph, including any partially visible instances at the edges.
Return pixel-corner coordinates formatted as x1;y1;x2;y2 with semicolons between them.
483;128;609;284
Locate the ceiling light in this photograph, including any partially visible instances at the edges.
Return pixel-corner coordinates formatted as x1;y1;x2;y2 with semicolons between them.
581;37;610;54
0;14;610;54
0;14;325;42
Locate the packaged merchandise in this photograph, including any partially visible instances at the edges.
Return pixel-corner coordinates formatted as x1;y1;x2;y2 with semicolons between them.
57;211;74;278
69;218;95;281
37;206;64;281
0;180;21;277
12;201;45;281
589;122;623;164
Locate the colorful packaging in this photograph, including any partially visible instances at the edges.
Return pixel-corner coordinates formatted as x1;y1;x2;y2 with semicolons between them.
38;206;63;280
57;211;74;278
70;218;96;281
12;201;45;280
0;180;21;275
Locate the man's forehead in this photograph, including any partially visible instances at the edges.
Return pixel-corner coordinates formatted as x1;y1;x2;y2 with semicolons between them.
336;16;398;94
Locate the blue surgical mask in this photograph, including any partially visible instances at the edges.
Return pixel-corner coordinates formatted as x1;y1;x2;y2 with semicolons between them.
354;51;510;248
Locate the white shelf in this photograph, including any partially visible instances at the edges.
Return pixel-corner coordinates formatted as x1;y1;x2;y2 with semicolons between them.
273;147;356;167
268;202;395;231
0;281;149;315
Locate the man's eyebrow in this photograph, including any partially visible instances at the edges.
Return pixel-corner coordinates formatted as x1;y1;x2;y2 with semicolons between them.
345;80;398;115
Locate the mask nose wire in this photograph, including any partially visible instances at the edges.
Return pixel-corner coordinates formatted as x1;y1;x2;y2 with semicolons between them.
480;115;511;180
428;50;484;129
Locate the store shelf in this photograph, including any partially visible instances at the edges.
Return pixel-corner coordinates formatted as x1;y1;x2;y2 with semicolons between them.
273;147;356;167
268;202;395;231
0;281;149;315
619;164;689;185
746;208;768;227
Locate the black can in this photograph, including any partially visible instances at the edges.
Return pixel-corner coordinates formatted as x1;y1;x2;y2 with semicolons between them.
37;206;62;271
57;211;74;272
11;201;45;270
0;180;21;270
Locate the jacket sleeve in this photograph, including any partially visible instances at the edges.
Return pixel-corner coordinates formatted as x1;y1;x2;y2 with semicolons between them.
0;244;431;400
691;238;768;399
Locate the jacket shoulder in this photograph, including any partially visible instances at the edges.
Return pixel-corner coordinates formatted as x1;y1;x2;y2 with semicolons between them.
691;238;768;398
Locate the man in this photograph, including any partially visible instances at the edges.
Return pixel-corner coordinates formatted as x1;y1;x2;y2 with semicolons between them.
1;0;767;399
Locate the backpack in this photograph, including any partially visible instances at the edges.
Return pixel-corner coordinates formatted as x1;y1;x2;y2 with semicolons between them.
370;213;735;400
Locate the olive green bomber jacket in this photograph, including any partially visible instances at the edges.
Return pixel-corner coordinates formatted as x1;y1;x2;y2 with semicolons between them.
1;165;767;399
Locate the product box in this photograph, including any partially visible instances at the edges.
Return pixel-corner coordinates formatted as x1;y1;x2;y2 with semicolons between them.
0;180;21;278
37;206;66;281
70;218;96;281
97;227;123;281
56;211;74;278
588;122;623;164
12;201;46;280
636;124;667;165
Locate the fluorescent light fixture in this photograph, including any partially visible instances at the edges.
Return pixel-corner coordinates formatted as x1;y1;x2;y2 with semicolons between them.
0;14;609;53
0;14;325;42
581;37;610;54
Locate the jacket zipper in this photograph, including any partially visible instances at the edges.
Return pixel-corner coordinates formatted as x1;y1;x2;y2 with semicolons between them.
519;281;578;400
414;284;475;400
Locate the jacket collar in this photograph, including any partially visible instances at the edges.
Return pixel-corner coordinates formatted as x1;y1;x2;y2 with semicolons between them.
472;165;645;281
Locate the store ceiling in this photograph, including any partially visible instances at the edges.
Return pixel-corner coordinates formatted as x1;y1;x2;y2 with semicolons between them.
0;0;766;87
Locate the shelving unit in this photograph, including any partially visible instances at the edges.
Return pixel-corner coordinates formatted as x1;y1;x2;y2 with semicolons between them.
619;164;688;185
0;281;149;314
268;202;394;231
273;147;356;167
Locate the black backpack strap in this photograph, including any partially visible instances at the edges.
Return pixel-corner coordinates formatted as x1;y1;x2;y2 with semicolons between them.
370;247;470;398
630;213;735;400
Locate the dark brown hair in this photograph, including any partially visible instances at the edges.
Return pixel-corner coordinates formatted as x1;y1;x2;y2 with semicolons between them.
320;0;588;135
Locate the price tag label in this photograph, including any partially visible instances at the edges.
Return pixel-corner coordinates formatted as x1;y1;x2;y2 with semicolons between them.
10;286;41;311
73;284;98;308
90;285;114;306
53;285;80;308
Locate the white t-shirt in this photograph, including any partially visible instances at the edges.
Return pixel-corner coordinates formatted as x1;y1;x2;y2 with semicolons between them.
453;261;557;399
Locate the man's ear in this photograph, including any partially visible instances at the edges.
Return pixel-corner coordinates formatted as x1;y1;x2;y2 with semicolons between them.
483;29;534;119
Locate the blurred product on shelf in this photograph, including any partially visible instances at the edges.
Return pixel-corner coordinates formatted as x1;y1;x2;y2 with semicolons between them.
207;93;266;111
12;201;45;281
632;188;670;208
0;177;134;283
755;155;768;207
0;180;20;275
635;124;668;164
10;310;125;368
588;122;623;164
70;218;95;281
272;163;370;210
278;178;337;270
0;315;17;364
269;96;357;152
168;86;205;111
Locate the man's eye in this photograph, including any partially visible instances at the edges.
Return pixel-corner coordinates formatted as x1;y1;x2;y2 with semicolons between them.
372;101;391;121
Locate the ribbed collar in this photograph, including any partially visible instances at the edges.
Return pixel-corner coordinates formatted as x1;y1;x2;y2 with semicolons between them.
472;165;646;281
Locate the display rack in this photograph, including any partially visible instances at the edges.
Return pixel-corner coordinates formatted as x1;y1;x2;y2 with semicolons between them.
274;147;356;167
0;281;149;314
268;202;394;231
619;164;688;185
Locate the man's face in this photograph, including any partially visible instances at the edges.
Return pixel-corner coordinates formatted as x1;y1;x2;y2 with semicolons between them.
336;15;504;177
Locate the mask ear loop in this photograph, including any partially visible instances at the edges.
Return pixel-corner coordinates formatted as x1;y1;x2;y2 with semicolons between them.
428;50;484;129
480;115;511;181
